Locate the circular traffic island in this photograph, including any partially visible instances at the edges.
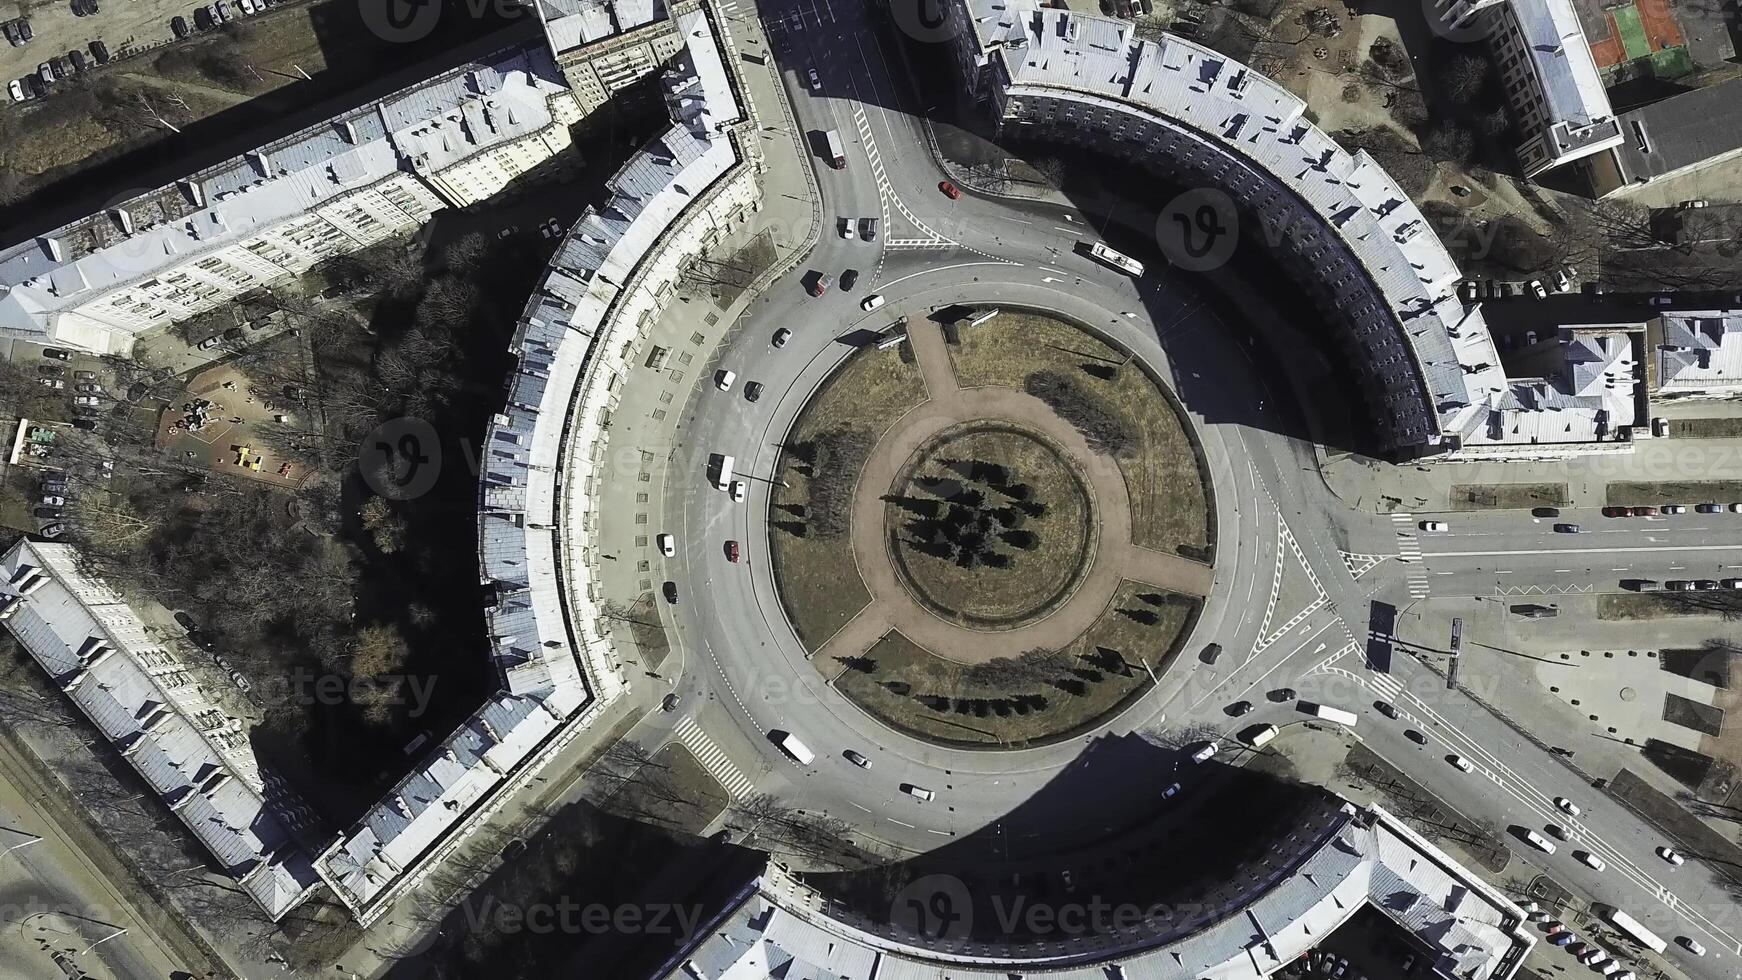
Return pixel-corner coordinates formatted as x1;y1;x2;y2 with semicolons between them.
886;421;1095;630
768;309;1215;748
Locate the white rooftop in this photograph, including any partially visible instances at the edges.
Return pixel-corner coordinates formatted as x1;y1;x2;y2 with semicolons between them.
1657;310;1742;391
0;541;319;919
1506;0;1615;131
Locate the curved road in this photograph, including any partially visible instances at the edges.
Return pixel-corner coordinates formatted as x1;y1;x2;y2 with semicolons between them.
636;0;1742;974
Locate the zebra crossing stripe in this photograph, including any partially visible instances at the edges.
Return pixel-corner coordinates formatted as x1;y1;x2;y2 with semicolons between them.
673;717;756;798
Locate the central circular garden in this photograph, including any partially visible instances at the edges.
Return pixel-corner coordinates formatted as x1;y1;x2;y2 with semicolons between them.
886;421;1095;630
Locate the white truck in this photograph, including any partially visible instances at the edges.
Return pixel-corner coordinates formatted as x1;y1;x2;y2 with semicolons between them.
713;453;736;490
823;129;846;170
776;732;814;765
1306;703;1358;726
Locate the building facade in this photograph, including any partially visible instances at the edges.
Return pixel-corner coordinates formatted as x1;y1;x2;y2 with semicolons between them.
1482;0;1623;177
0;44;584;356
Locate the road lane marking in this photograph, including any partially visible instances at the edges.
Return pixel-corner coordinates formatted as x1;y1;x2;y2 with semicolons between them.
1430;544;1742;557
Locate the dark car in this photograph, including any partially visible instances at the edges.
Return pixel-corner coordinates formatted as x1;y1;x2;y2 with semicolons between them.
1375;700;1399;719
172;14;190;36
1552;523;1580;533
67;49;86;72
174;610;198;632
840;268;859;291
744;381;763;402
192;7;212;30
37;365;63;376
41;347;70;360
1227;700;1253;717
1631;505;1658;516
1405;729;1428;744
89;39;109;63
71;417;97;430
805;271;829;296
222;326;244;341
1531;506;1560;518
1199;642;1222;665
772;328;790;348
2;20;19;45
1601;506;1629;517
17;17;31;41
662;581;678;604
32;507;61;519
50;56;69;78
1269;687;1297;702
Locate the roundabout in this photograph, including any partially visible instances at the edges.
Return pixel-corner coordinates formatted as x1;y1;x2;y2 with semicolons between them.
759;309;1215;747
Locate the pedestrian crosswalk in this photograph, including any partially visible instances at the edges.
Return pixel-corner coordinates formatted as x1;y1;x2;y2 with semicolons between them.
673;716;757;798
1390;512;1429;598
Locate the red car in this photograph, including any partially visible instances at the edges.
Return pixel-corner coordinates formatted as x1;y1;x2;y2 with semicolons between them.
726;540;741;563
1602;506;1629;517
807;272;830;297
938;180;961;200
1631;505;1658;516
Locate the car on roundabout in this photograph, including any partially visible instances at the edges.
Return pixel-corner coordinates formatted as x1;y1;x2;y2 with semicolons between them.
1419;520;1448;532
1269;687;1297;702
902;784;935;802
1658;846;1685;865
840;269;858;291
806;272;829;296
725;540;740;563
657;533;675;557
843;749;870;768
772;328;791;348
938;180;960;199
1405;729;1428;745
1553;523;1580;533
1555;796;1580;816
729;480;746;502
1226;700;1252;716
744;381;763;402
715;369;735;391
1448;754;1474;772
662;692;681;711
1573;850;1604;871
860;293;884;312
1678;936;1706;956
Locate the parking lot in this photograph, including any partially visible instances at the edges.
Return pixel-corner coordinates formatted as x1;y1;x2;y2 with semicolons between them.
2;0;197;94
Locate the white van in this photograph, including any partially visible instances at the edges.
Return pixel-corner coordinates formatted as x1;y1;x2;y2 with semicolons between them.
902;784;935;802
713;454;735;489
1243;724;1279;748
777;733;814;765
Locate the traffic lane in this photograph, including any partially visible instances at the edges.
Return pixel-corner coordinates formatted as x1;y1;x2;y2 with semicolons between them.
1354;656;1742;961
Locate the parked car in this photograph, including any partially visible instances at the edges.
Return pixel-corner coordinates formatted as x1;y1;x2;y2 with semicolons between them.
725;540;740;563
1448;754;1474;772
38;522;64;539
838;216;856;239
729;480;746;502
1678;937;1706;956
1663;504;1688;514
1227;700;1253;716
172;14;191;37
772;327;791;348
72;395;100;407
39;378;64;390
656;533;675;557
860;293;885;312
1555;797;1580;816
67;49;85;73
1574;850;1605;871
662;581;678;604
839;268;858;291
191;7;212;29
1630;506;1658;516
89;39;108;63
1657;846;1685;865
714;369;736;392
1667;580;1693;591
1528;280;1548;299
806;67;820;90
198;335;221;350
37;62;54;86
858;217;878;241
7;79;23;103
215;1;231;23
1532;507;1561;518
1189;741;1220;764
744;381;763;402
1602;506;1630;517
39;494;64;507
806;272;829;296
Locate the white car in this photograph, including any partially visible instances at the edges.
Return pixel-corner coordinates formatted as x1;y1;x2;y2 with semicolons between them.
1449;754;1474;773
839;217;856;239
843;749;871;768
902;783;934;802
1528;280;1548;299
656;533;675;557
1730;503;1742;513
715;369;736;392
1663;504;1687;514
1419;520;1448;532
729;480;746;502
1649;295;1674;307
860;294;885;312
1190;741;1220;764
1678;936;1706;956
1522;829;1556;854
1657;846;1685;865
1555;797;1580;817
8;79;24;103
1573;850;1605;871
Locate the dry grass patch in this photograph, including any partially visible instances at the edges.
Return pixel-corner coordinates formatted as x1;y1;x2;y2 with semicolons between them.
830;581;1199;747
948;311;1210;560
770;346;928;649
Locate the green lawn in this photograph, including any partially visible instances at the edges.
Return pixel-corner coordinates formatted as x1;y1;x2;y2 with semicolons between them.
1614;5;1650;61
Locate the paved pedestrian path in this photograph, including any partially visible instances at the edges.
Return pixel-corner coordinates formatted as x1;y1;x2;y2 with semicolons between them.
815;320;1212;666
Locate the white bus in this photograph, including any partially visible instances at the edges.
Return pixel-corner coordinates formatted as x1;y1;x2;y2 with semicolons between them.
1603;908;1667;954
1086;241;1145;277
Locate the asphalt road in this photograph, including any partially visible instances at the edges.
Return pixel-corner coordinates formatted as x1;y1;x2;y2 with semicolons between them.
644;0;1742;973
